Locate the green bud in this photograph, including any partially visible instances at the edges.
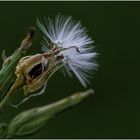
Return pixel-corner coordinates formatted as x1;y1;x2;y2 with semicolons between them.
7;89;94;138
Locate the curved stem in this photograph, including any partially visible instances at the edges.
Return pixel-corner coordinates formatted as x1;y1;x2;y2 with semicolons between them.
0;83;17;112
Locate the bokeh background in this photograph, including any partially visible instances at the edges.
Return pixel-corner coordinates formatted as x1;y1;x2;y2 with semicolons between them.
0;1;140;138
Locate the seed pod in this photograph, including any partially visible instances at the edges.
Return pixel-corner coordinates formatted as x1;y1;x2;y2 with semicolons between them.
15;43;66;96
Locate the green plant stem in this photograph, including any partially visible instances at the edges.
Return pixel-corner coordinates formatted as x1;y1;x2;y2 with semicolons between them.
0;51;22;97
0;90;13;113
0;79;21;112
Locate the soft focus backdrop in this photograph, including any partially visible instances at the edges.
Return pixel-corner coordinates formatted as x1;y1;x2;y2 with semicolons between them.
0;1;140;138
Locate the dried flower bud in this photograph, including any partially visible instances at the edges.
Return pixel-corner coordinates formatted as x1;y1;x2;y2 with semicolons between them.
15;43;68;96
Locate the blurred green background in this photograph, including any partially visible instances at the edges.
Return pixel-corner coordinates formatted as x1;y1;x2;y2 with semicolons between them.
0;1;140;138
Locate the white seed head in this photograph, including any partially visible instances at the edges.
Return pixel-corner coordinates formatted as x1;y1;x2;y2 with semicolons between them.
37;14;98;87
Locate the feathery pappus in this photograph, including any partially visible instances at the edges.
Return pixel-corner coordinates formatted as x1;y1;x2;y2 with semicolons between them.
37;14;97;87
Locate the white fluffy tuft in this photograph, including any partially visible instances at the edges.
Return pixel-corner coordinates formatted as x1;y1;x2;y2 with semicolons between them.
37;14;97;87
